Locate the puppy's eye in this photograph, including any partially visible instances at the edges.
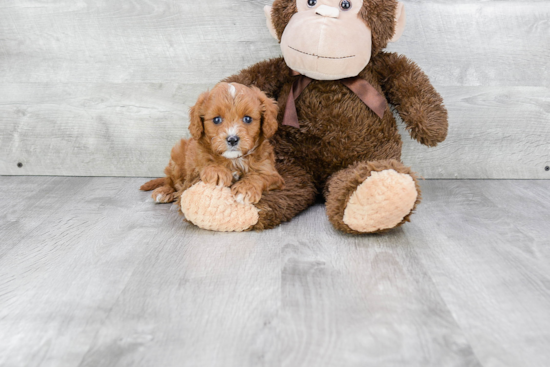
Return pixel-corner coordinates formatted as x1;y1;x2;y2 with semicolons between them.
307;0;317;7
213;117;223;125
243;116;253;124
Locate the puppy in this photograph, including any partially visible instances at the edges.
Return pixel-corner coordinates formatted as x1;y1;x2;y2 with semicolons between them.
141;82;285;205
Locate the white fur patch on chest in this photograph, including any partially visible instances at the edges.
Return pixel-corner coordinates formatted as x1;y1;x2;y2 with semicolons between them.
222;150;242;159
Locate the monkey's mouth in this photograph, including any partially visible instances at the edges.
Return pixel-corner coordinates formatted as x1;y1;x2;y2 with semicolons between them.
288;46;355;60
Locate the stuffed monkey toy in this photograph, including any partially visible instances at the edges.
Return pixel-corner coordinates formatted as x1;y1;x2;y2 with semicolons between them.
178;0;448;233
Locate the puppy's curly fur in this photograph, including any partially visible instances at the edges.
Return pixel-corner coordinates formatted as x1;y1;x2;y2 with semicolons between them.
141;83;285;205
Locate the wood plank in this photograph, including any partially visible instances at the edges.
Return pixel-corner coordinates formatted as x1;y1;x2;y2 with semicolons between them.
0;83;195;177
276;206;481;367
0;177;169;366
1;1;549;179
0;1;547;87
0;0;279;84
399;86;550;179
0;177;484;367
0;177;93;258
404;180;550;367
78;205;481;367
77;224;283;367
1;84;548;178
388;2;550;87
2;177;550;366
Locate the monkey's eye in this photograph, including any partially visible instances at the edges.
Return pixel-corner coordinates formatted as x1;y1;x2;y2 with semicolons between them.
307;0;317;7
340;0;351;10
243;116;253;124
213;116;223;125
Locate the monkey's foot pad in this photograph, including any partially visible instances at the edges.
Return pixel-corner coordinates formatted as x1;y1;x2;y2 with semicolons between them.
343;169;418;233
180;182;259;232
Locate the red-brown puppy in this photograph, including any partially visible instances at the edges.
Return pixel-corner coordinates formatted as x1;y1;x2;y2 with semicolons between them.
141;82;285;205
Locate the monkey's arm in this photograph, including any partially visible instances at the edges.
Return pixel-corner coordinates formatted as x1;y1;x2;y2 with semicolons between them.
372;52;448;147
222;57;291;99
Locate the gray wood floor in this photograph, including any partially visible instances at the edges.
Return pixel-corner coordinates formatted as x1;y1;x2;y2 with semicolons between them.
0;177;549;367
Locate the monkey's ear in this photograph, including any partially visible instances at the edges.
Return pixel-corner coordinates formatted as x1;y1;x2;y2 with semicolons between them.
389;2;406;43
254;87;279;139
264;5;278;41
189;91;209;140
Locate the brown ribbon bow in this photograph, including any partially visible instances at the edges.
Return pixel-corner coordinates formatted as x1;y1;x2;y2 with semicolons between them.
283;71;388;128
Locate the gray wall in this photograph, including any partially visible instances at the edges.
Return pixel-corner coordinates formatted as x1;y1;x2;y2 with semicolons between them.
1;0;549;179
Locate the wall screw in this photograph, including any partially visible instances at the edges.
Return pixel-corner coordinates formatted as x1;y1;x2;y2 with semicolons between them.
546;166;550;172
17;162;23;168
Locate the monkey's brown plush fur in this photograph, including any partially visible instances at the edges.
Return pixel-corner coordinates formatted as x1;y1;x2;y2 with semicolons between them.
164;0;447;233
220;53;444;232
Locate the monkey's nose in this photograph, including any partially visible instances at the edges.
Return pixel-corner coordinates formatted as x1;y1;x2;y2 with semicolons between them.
226;136;240;147
316;5;340;18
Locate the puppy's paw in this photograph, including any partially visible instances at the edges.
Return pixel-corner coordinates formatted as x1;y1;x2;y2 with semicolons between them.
231;181;262;205
152;186;176;204
201;166;233;187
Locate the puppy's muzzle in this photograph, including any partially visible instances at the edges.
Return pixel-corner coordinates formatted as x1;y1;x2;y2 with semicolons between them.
226;135;240;147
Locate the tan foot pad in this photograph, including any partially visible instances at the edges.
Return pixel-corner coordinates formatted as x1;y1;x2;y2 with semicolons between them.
180;182;259;232
343;169;418;233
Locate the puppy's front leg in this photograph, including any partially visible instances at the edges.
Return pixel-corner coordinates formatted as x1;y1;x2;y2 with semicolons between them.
200;165;233;187
232;172;286;205
231;178;263;205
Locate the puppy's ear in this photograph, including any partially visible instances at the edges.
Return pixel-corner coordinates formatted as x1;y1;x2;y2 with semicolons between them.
254;87;279;139
189;91;209;140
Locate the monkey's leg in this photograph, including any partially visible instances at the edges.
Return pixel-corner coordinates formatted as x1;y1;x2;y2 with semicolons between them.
251;161;317;231
324;160;421;234
179;161;317;232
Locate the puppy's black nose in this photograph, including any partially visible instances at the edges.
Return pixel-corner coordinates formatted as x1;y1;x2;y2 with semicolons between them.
226;136;240;147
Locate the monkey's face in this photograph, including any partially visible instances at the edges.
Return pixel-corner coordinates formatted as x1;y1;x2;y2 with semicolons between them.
282;0;370;80
266;0;406;80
